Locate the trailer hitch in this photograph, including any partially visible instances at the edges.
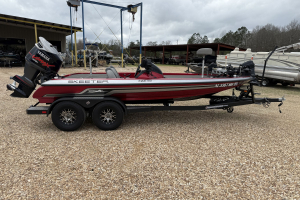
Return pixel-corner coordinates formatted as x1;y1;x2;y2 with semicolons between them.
258;96;284;113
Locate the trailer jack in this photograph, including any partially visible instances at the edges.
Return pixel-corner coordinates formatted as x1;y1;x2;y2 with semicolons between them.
278;102;284;113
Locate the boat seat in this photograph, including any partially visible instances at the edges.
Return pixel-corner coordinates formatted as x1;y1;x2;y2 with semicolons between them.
106;66;120;78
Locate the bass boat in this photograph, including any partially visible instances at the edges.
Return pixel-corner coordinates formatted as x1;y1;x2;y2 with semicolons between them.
7;38;285;131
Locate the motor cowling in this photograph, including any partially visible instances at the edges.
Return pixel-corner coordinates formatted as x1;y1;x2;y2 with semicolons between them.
240;61;255;78
7;37;63;98
226;64;235;77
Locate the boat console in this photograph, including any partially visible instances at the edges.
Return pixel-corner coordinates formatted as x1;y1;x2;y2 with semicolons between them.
135;59;164;79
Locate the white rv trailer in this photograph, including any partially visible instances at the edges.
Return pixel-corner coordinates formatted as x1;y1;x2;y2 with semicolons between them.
216;43;300;86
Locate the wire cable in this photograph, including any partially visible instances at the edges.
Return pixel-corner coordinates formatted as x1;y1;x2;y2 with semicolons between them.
91;5;137;65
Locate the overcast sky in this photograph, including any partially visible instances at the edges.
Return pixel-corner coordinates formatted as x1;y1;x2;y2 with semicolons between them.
1;0;300;46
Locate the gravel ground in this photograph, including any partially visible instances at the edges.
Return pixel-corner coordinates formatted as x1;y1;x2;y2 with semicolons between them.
1;65;300;199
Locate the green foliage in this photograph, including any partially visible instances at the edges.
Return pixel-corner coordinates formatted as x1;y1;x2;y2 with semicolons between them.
214;21;300;51
213;38;221;43
212;27;251;48
147;41;158;46
202;36;209;43
187;33;209;44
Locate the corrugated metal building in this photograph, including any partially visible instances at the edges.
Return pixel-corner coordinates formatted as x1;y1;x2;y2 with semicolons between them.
0;13;81;55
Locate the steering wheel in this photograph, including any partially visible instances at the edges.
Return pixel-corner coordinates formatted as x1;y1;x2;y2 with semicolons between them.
134;64;141;77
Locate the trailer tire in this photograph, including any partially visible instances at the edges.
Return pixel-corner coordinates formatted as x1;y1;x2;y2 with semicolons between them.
52;102;86;131
92;102;124;130
261;79;270;86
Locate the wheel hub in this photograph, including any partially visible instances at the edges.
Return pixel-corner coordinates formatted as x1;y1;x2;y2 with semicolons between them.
101;109;116;124
60;109;77;125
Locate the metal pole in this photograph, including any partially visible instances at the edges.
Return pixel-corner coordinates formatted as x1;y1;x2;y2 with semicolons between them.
82;0;86;69
139;3;143;64
70;6;73;66
95;51;98;67
202;55;205;78
34;24;38;43
162;46;165;64
89;54;92;75
120;9;124;68
74;31;78;67
186;45;189;66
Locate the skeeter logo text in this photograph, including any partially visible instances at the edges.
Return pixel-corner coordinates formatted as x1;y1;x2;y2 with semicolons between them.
68;80;109;84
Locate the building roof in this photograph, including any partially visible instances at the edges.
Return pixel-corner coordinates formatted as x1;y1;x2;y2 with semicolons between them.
0;13;82;35
130;43;246;54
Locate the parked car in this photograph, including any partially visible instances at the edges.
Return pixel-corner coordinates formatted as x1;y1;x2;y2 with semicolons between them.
192;55;216;65
152;57;162;64
98;51;113;64
124;54;138;65
170;55;186;65
0;54;22;67
110;57;122;65
77;49;99;67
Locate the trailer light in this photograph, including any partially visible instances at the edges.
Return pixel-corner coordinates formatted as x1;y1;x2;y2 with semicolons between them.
42;111;47;114
244;90;248;92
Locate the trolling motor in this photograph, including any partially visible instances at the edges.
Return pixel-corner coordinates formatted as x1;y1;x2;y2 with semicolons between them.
7;37;63;98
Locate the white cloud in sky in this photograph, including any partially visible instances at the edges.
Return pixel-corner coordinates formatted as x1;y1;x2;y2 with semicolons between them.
1;0;299;45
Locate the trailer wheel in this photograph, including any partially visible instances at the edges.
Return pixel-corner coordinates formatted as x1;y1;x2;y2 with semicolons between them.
227;107;234;113
92;102;124;130
52;102;86;131
261;79;269;86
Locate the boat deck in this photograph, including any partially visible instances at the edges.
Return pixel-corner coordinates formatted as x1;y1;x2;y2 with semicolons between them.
66;74;207;79
67;74;107;78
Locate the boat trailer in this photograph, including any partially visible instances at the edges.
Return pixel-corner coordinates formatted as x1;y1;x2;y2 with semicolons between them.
27;82;285;115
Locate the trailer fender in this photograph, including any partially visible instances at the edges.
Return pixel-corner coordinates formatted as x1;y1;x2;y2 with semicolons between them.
47;97;127;116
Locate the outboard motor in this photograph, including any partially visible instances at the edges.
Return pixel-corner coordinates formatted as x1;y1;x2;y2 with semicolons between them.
226;64;235;77
240;60;255;79
7;37;63;98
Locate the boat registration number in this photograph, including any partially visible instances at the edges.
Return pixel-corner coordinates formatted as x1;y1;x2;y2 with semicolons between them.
215;82;238;88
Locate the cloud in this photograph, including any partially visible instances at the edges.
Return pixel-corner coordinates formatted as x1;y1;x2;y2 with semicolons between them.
1;0;299;46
